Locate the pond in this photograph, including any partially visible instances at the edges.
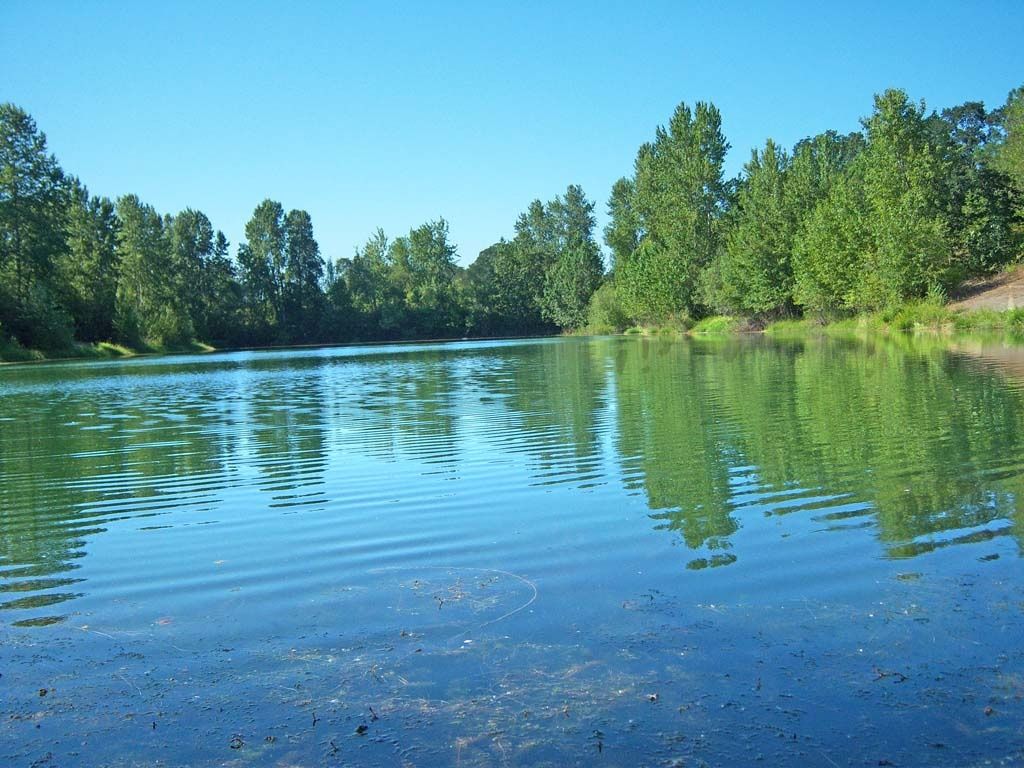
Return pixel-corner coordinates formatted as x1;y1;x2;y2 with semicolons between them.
1;335;1022;767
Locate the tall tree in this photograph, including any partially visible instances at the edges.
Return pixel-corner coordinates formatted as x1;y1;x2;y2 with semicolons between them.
603;177;640;273
59;180;119;341
710;139;793;315
993;86;1024;192
794;90;952;313
991;86;1024;249
792;162;871;314
347;228;400;337
394;218;463;337
539;185;603;329
785;131;865;222
931;100;1019;276
200;231;243;345
541;243;604;329
786;131;867;314
857;89;951;308
618;101;730;321
171;208;214;337
238;199;286;340
466;240;549;336
0;103;70;346
115;194;192;346
283;208;326;340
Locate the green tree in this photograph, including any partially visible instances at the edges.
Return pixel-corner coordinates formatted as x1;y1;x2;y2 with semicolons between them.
509;199;557;319
200;231;243;345
991;86;1024;252
466;240;549;336
857;89;951;308
466;186;603;336
993;86;1024;192
603;177;641;272
785;131;865;217
115;194;192;346
58;180;119;342
793;90;952;313
170;208;214;337
238;199;286;341
404;218;462;335
542;243;603;329
710;139;793;315
931;101;1019;276
617;101;730;321
347;228;403;337
323;256;355;340
0;103;71;347
792;163;871;314
283;208;326;340
539;185;603;329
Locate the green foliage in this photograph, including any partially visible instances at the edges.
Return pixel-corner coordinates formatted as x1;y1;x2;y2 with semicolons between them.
710;139;793;315
603;177;640;271
463;185;603;335
793;91;954;314
283;208;326;339
857;90;952;307
59;181;118;341
993;87;1024;195
170;208;214;336
4;84;1024;355
792;160;871;314
0;103;70;347
932;101;1019;275
537;186;603;330
585;281;630;334
542;242;603;329
114;194;193;347
762;318;822;338
238;199;286;341
616;101;730;321
689;315;741;335
200;231;243;345
883;297;952;331
395;218;464;337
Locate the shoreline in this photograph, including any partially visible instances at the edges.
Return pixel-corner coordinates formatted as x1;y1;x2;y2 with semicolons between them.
0;333;562;366
7;304;1024;365
617;302;1024;342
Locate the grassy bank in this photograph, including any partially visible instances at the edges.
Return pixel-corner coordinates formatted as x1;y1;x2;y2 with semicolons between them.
763;301;1024;341
596;315;746;338
0;338;215;364
600;301;1024;343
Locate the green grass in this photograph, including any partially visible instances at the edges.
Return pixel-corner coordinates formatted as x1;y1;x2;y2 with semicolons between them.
0;337;216;364
688;315;741;335
758;302;1024;343
94;341;134;356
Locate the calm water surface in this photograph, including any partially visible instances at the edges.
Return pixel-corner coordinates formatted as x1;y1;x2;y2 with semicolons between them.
1;335;1022;766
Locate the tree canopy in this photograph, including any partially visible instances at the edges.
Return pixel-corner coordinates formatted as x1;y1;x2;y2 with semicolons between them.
2;84;1022;356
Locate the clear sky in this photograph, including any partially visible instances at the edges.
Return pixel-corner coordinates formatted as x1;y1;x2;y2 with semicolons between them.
3;1;1023;266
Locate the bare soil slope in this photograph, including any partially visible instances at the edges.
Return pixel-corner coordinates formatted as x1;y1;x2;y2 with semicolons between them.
950;266;1024;311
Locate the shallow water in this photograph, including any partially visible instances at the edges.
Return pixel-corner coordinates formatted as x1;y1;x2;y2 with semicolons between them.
1;335;1022;767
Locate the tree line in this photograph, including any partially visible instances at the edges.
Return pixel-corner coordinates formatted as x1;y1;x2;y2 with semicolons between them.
602;87;1024;327
2;85;1023;353
0;103;604;351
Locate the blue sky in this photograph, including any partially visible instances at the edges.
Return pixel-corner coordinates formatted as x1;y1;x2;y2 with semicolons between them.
3;2;1023;265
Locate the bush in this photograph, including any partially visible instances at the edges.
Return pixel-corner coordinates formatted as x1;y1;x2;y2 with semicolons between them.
690;315;741;335
585;281;631;333
887;299;952;331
